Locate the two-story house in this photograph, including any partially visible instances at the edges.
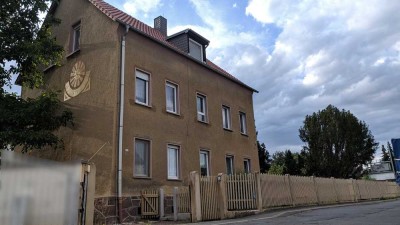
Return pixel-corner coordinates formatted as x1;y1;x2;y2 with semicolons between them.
20;0;259;223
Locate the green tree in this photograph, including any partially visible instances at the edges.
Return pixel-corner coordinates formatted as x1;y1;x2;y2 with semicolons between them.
258;141;271;173
0;0;72;152
268;150;306;175
268;163;284;175
381;144;390;161
299;105;378;179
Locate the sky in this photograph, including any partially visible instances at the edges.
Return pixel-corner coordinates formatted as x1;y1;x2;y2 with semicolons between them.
6;0;400;158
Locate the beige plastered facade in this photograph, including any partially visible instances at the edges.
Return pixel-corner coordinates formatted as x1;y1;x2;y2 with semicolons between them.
22;0;260;198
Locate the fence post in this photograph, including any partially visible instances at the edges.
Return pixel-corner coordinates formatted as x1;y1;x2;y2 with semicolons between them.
331;177;339;203
350;179;358;202
189;171;201;222
173;187;178;221
312;176;319;205
159;188;165;218
255;172;263;211
217;173;227;220
286;174;295;206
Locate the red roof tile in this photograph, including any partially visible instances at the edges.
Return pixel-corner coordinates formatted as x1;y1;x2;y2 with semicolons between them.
89;0;257;92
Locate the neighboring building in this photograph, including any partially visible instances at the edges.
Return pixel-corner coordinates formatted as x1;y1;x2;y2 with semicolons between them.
369;161;395;181
20;0;259;222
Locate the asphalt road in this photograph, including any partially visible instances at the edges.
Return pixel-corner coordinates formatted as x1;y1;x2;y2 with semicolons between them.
194;199;400;225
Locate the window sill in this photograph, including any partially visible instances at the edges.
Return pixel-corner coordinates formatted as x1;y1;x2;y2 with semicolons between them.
66;49;80;58
135;101;152;108
133;176;151;179
197;120;209;125
223;128;233;132
167;178;182;182
240;133;248;137
43;64;56;72
166;110;180;117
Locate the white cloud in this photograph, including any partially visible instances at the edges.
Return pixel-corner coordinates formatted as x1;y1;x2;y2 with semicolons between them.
123;0;162;18
233;3;237;8
239;0;400;152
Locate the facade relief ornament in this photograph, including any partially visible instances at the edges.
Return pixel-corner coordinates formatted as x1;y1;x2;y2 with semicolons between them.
64;61;91;101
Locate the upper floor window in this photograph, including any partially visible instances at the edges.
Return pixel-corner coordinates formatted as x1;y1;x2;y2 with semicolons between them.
239;112;247;134
189;39;203;61
222;106;231;130
72;23;81;52
196;94;207;122
134;138;150;177
166;81;178;114
135;70;150;106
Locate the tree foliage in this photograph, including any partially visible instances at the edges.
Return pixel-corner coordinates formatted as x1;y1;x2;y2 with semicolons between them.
0;92;73;152
1;0;63;89
299;105;378;179
268;150;306;175
381;144;390;162
0;0;72;152
258;141;271;173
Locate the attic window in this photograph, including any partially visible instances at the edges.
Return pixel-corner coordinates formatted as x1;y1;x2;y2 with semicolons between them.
189;39;203;61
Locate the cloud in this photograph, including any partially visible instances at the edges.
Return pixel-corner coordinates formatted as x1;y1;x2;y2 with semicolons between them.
123;0;162;18
240;0;400;153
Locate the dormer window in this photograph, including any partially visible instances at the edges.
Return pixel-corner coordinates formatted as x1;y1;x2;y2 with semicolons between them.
189;39;203;61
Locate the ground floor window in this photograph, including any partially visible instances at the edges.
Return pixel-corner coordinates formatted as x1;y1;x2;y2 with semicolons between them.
200;150;210;176
167;145;180;179
134;139;150;177
244;158;251;174
226;155;234;175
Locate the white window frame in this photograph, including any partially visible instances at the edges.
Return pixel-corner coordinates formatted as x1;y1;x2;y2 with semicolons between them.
226;155;234;175
199;150;210;176
189;38;203;61
135;70;150;106
222;105;231;130
167;145;180;180
239;112;247;134
72;23;81;52
196;94;207;122
244;158;251;174
134;138;151;178
166;81;178;114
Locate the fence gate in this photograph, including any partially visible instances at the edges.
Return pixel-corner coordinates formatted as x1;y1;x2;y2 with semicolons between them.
200;176;221;221
226;173;258;210
141;189;159;217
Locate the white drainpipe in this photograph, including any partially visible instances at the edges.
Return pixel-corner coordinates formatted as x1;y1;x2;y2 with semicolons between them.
117;24;130;222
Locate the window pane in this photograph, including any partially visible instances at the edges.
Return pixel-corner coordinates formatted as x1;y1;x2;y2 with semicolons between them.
200;151;209;176
135;140;149;176
244;159;250;174
73;26;80;51
197;95;206;122
136;77;147;104
226;156;233;175
222;107;230;129
168;146;178;179
189;39;202;61
166;84;176;112
240;113;247;134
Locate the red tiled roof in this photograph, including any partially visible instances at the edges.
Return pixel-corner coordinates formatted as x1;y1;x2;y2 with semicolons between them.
89;0;257;92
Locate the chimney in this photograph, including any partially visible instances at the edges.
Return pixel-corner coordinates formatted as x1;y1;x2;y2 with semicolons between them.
154;16;167;37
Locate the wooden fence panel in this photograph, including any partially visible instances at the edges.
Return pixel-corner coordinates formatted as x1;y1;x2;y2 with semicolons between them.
200;176;220;221
315;177;337;204
177;186;191;213
334;179;354;202
290;175;317;205
141;189;159;218
226;174;257;211
260;174;292;207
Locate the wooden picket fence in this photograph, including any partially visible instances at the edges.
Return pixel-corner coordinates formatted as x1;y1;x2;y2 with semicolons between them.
226;173;258;210
177;186;191;213
190;171;400;222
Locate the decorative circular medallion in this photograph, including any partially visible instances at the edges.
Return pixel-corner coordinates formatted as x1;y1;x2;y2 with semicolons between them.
69;61;86;89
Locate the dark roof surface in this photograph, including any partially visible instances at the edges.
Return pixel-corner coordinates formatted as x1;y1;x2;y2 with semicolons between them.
89;0;257;92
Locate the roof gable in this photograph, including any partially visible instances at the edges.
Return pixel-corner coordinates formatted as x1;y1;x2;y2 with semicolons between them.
88;0;257;93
